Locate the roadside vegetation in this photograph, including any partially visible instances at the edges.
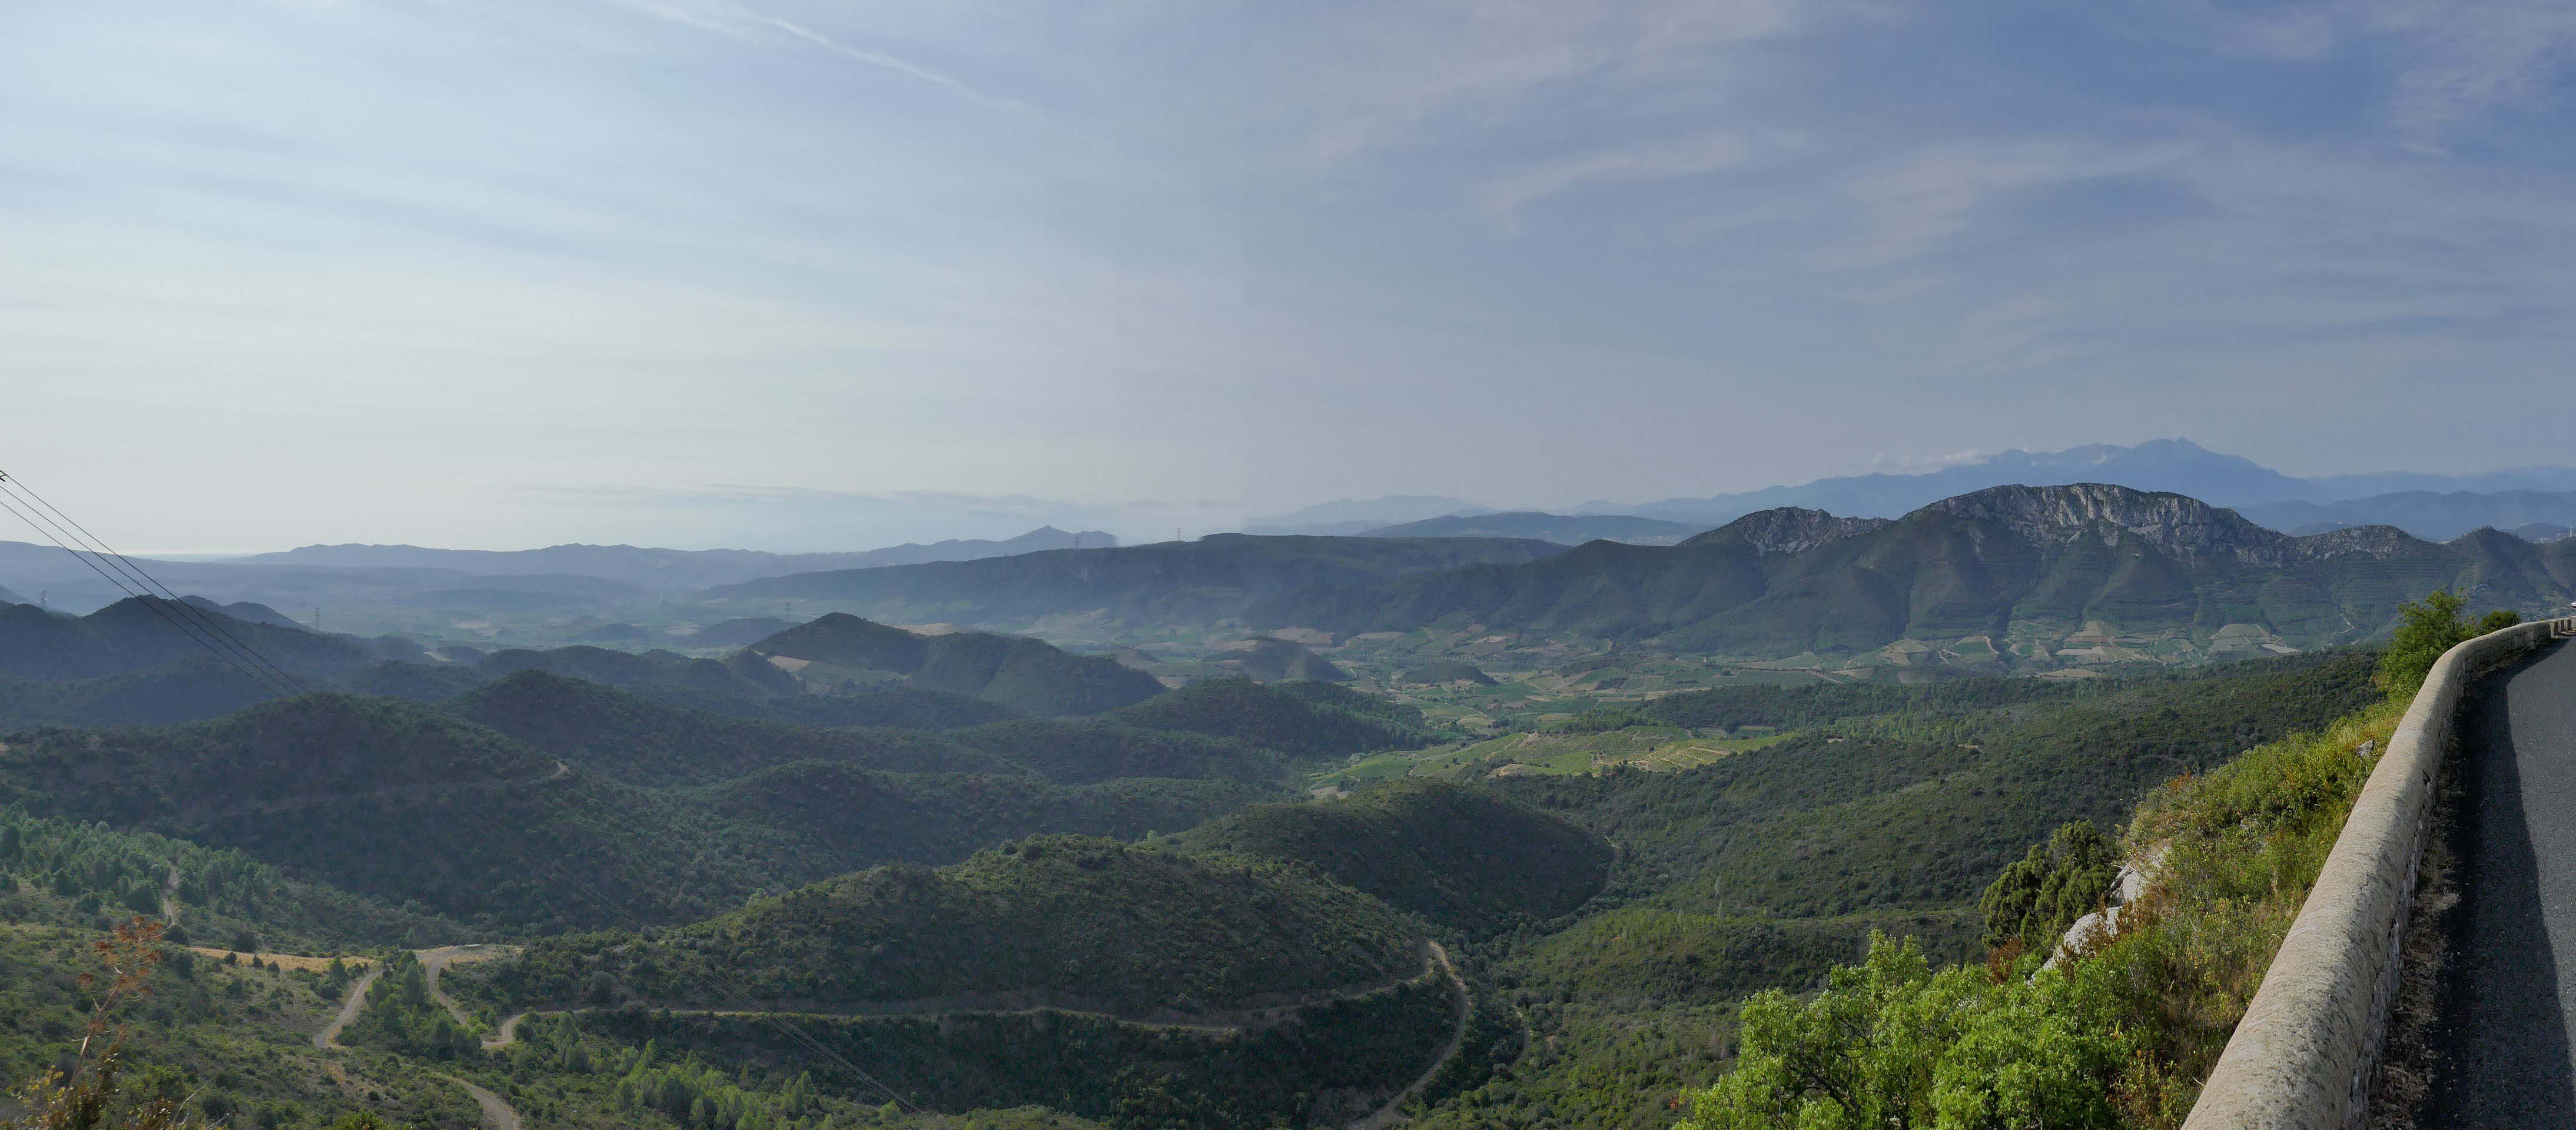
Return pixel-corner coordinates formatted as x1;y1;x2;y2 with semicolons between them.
1674;593;2509;1129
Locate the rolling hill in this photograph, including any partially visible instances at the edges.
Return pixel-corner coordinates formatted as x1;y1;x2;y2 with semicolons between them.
1220;636;1352;682
1169;779;1611;936
1258;484;2576;662
1101;677;1439;756
490;835;1422;1014
748;615;1164;716
697;534;1568;630
0;597;374;681
0;691;1301;930
445;669;1015;785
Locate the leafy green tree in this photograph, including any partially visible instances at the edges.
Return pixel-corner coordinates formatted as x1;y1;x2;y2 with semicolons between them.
2375;590;2511;696
1977;822;2120;949
1678;935;2125;1130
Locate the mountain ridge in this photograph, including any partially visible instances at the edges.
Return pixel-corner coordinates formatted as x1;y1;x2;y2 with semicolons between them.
1256;483;2576;662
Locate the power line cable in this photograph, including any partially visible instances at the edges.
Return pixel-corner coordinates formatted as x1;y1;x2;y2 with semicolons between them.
0;490;294;699
0;474;311;695
0;475;299;697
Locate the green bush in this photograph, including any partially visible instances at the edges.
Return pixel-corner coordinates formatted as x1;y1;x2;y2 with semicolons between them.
2375;590;2517;696
1977;822;2120;950
1677;934;2126;1130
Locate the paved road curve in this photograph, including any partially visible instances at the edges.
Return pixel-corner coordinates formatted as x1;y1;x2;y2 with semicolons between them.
2428;638;2576;1124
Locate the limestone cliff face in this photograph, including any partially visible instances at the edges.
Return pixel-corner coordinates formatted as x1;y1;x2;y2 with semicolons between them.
2290;524;2420;560
1694;507;1893;556
1921;483;2431;565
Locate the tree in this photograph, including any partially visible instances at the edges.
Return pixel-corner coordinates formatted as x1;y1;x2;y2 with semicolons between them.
1977;822;2119;950
2376;590;2514;696
1677;934;2126;1130
6;917;204;1129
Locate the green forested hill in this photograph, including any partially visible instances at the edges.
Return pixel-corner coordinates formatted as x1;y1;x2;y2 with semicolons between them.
1255;485;2576;658
448;670;1014;785
0;807;465;950
0;655;280;727
0;597;372;680
698;533;1569;629
947;719;1287;785
694;763;1277;868
493;835;1423;1014
1102;677;1439;756
1169;778;1610;935
0;693;1293;930
1494;653;2379;919
750;615;1165;716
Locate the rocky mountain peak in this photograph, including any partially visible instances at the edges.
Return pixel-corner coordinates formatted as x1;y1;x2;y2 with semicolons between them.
1697;507;1893;555
2294;524;2426;560
1924;483;2289;561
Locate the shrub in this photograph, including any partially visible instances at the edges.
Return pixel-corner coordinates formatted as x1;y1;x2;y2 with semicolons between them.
2374;590;2515;696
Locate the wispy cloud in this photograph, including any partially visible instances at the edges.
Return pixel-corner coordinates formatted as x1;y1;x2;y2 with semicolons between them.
1478;131;1752;222
603;0;1040;118
2367;0;2576;149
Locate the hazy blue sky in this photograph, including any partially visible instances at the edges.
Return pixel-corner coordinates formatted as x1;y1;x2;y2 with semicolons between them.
5;0;2574;550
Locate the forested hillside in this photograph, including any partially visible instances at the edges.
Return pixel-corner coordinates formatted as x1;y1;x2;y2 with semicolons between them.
1169;779;1609;935
489;836;1423;1014
748;616;1165;716
1101;677;1440;756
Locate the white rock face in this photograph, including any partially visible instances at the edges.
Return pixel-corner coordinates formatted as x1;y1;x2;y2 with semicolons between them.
2042;844;2166;972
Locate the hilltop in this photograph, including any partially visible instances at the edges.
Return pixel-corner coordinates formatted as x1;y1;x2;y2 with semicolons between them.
1169;778;1611;936
1103;677;1439;756
749;614;1164;716
492;835;1422;1014
0;597;371;681
445;669;1014;785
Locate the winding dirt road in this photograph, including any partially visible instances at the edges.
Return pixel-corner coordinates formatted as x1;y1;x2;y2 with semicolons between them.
439;1076;522;1130
417;943;517;1030
311;946;526;1130
326;935;1466;1128
480;939;1458;1050
312;965;385;1051
1350;942;1469;1130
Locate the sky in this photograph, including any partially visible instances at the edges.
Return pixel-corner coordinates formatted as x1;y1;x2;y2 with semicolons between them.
4;0;2575;551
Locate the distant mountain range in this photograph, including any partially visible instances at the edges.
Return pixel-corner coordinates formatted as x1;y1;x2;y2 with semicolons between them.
0;526;1117;616
1244;496;1489;536
1362;511;1707;545
1246;440;2576;546
2237;490;2576;542
1253;484;2576;663
699;533;1567;628
228;526;1118;593
1574;439;2576;524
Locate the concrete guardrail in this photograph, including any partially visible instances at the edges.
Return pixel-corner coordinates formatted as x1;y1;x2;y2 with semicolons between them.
2183;614;2576;1130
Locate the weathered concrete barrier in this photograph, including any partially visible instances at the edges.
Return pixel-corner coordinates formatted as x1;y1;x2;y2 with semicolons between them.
2183;616;2576;1130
